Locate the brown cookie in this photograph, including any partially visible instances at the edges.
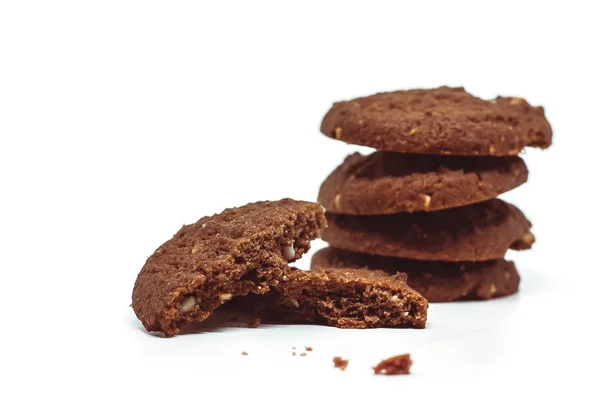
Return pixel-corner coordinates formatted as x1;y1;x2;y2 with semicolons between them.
132;199;326;337
322;199;534;261
319;151;528;215
311;248;520;302
234;267;428;329
321;86;552;156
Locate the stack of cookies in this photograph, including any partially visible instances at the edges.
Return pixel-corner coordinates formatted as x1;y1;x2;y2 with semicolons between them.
313;87;552;302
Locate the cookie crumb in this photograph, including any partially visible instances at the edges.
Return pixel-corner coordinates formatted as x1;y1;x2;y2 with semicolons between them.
305;347;313;351
242;351;248;356
333;357;349;371
292;346;296;350
292;352;296;356
300;353;307;357
248;318;261;328
373;354;412;375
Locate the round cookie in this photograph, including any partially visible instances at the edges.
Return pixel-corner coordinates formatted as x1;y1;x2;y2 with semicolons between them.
322;199;534;262
132;199;326;337
319;151;528;215
311;247;520;302
321;86;552;156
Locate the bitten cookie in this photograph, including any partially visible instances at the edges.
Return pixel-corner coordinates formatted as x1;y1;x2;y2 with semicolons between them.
321;86;552;156
235;267;428;329
322;199;534;262
311;248;520;302
132;199;326;337
319;151;528;215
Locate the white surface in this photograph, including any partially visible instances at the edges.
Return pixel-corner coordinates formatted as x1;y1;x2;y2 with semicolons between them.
1;1;599;399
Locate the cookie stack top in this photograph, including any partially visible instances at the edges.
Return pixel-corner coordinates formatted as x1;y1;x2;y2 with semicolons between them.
321;86;552;156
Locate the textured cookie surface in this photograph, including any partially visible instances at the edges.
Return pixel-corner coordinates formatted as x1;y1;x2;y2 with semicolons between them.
319;151;528;215
322;199;534;261
235;267;428;329
132;199;326;337
321;86;552;156
312;248;520;302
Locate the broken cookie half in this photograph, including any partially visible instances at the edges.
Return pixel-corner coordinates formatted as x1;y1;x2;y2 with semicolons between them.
132;199;326;337
132;199;428;337
238;267;428;329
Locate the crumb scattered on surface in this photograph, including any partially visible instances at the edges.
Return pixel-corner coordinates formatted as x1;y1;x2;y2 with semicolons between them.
305;347;313;351
292;346;296;350
333;357;349;371
248;317;261;328
292;352;296;356
372;354;412;375
300;353;307;357
241;351;248;356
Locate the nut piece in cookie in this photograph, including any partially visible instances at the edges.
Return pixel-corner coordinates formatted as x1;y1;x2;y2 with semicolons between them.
234;267;428;329
131;199;327;337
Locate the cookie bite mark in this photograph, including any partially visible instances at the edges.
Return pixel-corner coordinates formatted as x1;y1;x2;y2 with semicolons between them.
132;199;327;337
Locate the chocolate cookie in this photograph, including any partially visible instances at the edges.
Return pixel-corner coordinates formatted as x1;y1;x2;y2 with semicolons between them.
311;248;520;302
322;199;534;261
132;199;326;337
321;86;552;156
236;267;428;329
319;151;528;215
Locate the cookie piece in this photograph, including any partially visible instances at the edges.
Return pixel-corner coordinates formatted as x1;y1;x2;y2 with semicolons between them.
319;151;528;215
333;357;349;371
373;354;412;375
132;199;327;337
311;248;520;301
236;267;428;329
322;199;534;261
321;86;552;156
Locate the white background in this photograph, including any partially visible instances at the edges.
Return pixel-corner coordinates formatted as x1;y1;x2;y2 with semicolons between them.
1;1;599;399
